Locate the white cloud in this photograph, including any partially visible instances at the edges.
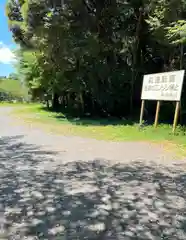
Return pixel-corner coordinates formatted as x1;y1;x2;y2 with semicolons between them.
0;42;16;64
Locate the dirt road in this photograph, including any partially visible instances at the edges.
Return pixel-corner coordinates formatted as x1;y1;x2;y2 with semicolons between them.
0;107;186;239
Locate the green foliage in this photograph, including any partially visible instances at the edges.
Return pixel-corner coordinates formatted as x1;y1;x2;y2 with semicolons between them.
166;20;186;44
5;0;186;118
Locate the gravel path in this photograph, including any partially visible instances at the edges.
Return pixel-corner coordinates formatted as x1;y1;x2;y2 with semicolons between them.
0;107;186;239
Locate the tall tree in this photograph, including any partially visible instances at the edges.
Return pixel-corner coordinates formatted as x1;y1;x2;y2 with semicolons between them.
6;0;186;119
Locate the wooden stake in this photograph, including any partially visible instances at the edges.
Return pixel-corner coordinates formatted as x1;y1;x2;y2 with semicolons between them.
154;101;161;128
172;101;180;134
139;100;145;126
180;99;182;125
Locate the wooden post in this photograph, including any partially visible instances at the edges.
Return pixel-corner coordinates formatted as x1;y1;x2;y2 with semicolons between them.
139;100;145;126
180;99;182;125
172;101;180;134
154;101;161;128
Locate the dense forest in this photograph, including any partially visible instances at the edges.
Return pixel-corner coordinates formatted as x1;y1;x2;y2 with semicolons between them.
5;0;186;121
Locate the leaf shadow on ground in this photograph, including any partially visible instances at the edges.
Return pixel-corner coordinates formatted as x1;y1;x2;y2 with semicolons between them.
0;135;186;239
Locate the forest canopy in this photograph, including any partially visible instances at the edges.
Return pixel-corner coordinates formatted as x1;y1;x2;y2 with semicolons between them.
5;0;186;119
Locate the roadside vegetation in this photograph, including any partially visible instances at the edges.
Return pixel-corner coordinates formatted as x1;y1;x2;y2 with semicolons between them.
0;103;184;157
2;1;186;156
5;1;186;120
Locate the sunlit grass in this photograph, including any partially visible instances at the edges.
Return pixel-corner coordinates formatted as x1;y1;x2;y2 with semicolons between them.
0;102;28;106
0;79;28;98
2;103;186;157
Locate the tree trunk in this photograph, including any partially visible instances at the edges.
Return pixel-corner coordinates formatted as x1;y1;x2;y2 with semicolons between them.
79;92;84;113
52;93;60;110
131;6;143;114
46;100;50;109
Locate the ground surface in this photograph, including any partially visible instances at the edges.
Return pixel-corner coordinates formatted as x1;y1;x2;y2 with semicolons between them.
0;107;186;239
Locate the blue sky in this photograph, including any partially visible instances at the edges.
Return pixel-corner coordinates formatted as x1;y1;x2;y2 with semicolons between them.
0;0;16;76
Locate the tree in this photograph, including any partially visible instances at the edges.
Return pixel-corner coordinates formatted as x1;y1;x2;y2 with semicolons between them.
5;0;186;120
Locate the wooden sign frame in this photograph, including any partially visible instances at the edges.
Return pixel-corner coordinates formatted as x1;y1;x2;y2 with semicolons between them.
139;100;180;134
139;70;185;134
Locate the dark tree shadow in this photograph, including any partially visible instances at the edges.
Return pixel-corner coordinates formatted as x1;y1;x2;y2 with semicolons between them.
56;116;136;127
0;135;186;239
41;106;138;126
40;106;173;127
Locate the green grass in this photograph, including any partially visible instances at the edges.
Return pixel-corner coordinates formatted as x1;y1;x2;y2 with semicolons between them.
0;102;28;106
0;79;28;98
1;103;186;156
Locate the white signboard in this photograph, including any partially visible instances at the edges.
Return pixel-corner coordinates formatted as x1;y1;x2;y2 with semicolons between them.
141;70;185;101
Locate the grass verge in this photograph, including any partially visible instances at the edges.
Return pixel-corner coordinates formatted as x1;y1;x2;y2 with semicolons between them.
2;103;186;157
